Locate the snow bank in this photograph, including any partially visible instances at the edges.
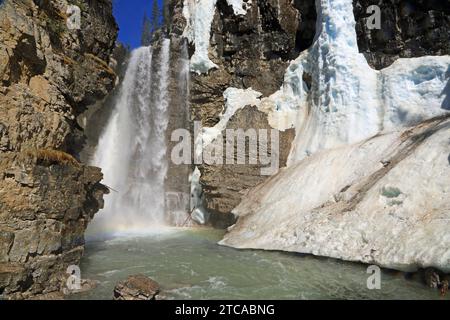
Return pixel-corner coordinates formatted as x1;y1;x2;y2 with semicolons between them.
221;118;450;272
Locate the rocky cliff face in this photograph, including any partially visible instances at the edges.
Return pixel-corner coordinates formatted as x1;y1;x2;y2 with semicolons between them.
0;0;117;299
354;0;450;69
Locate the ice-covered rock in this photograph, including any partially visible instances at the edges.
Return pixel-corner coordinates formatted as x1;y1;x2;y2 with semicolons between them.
225;0;247;15
190;166;210;225
196;88;262;157
213;0;449;159
197;85;302;155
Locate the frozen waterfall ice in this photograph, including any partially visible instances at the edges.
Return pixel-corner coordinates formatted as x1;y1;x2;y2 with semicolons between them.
258;0;450;163
89;40;171;233
182;0;249;74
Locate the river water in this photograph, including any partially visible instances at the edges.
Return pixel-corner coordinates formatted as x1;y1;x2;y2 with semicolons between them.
72;228;446;300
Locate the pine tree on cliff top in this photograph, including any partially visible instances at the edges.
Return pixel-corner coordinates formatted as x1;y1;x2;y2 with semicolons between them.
141;13;152;46
151;0;161;33
162;0;170;33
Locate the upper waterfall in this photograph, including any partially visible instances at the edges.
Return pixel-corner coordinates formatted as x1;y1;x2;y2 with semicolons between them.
89;39;171;233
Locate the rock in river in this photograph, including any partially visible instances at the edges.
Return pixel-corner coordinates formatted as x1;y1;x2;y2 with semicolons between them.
113;275;160;300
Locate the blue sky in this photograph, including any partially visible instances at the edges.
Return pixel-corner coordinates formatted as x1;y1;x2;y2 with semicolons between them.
113;0;163;48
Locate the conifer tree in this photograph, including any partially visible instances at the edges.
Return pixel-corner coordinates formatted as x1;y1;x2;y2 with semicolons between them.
151;0;161;33
162;0;170;33
141;13;152;46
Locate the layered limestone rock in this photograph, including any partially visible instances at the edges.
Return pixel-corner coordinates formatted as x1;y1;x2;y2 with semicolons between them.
0;154;108;298
220;0;449;272
0;0;117;298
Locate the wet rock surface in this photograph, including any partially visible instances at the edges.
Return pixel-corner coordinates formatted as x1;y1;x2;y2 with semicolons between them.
0;154;109;299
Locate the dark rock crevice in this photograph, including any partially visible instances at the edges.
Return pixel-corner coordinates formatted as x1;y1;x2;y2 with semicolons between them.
293;0;317;53
9;33;47;85
353;0;450;69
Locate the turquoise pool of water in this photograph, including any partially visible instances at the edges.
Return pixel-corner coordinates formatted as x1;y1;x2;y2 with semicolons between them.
71;228;447;300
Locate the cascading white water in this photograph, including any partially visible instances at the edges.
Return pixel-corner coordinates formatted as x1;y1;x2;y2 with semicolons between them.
89;39;171;233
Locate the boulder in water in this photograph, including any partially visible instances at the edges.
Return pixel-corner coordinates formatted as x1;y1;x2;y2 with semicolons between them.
113;275;160;300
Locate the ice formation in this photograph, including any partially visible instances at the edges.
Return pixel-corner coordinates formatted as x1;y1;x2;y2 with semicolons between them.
196;87;262;157
190;167;210;225
183;0;249;74
226;0;248;15
258;0;450;163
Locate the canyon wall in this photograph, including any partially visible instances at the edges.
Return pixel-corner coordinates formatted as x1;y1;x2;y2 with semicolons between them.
354;0;450;69
0;0;117;299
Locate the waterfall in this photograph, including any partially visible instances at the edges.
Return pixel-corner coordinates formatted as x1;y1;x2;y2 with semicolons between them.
89;39;171;233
